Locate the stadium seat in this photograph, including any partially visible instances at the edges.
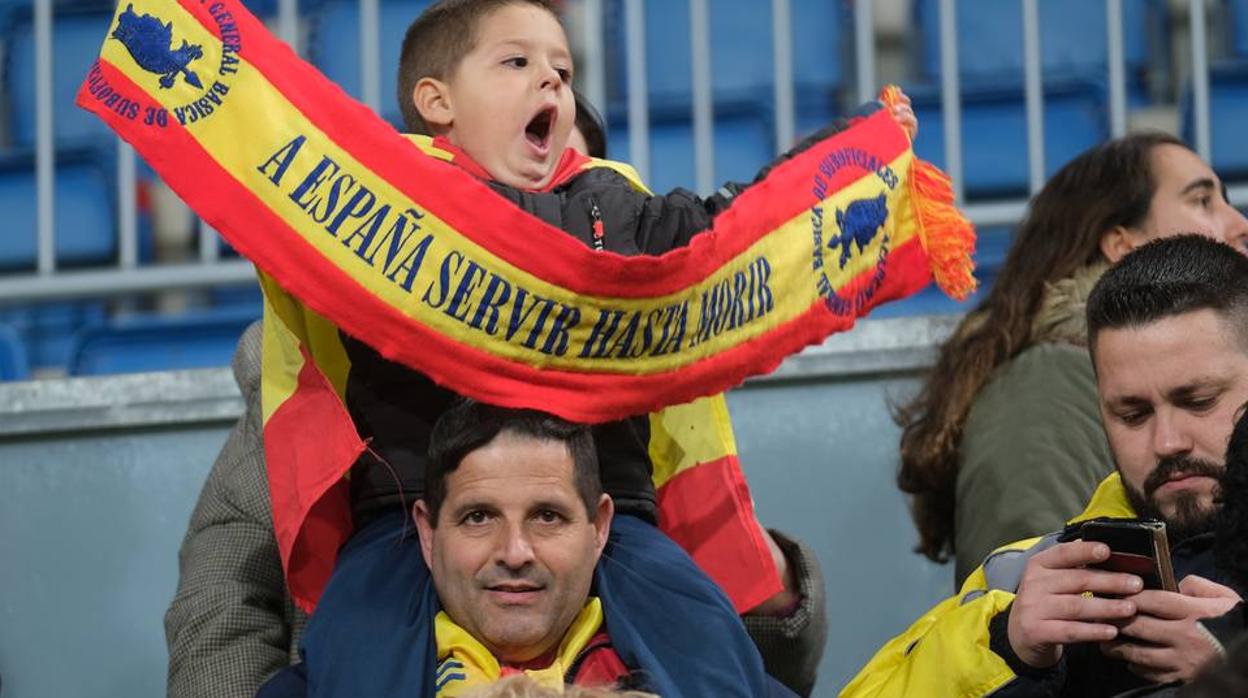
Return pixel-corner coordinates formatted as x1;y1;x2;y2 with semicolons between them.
606;111;773;196
905;81;1109;199
912;0;1164;89
5;6;115;148
209;282;265;313
605;0;845;113
68;307;258;375
0;149;116;269
307;0;434;129
1231;0;1248;58
0;301;107;370
0;322;29;380
1181;61;1248;180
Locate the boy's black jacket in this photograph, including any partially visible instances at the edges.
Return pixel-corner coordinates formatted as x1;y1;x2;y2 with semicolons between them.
344;118;856;525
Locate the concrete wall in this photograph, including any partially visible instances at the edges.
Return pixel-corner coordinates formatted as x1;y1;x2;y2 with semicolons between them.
0;316;959;697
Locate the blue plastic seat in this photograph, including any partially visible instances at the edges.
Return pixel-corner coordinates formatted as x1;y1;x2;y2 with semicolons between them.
307;0;434;129
0;301;107;370
5;7;116;148
1181;61;1248;179
1231;0;1248;57
905;81;1109;199
69;307;259;375
607;112;773;196
912;0;1164;88
605;0;845;113
0;322;30;380
0;150;116;269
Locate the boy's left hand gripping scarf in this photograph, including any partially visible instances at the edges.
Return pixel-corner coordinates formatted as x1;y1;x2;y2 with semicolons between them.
78;0;975;611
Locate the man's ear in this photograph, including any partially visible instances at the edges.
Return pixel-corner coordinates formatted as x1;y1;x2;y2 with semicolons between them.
1100;225;1138;264
592;494;614;557
413;500;436;569
413;77;453;132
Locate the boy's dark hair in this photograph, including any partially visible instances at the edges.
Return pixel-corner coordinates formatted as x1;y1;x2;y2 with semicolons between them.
1086;234;1248;355
423;399;600;526
1215;404;1248;594
397;0;561;134
573;90;607;158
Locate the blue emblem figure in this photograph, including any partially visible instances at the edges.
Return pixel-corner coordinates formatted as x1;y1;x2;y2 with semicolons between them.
830;193;888;269
112;4;204;90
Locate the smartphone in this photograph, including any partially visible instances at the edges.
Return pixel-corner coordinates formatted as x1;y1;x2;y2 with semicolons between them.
1078;518;1178;592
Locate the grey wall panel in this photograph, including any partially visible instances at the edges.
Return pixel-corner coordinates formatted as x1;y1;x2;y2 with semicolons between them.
728;376;954;696
0;426;227;698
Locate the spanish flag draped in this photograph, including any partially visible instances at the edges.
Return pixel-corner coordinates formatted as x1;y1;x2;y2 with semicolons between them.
77;0;974;611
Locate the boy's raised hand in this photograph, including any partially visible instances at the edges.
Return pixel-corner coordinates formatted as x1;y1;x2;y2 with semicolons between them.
886;89;918;141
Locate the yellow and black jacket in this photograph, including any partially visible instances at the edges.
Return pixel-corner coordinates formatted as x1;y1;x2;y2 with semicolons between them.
841;475;1135;698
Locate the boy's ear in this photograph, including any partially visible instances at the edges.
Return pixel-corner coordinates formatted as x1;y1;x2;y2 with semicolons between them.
413;77;454;132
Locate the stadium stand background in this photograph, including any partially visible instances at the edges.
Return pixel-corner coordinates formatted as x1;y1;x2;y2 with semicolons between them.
3;1;1248;696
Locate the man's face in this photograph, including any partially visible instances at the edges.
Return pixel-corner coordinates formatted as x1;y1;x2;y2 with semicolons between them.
436;3;575;190
1095;309;1248;541
415;431;612;663
1134;144;1248;254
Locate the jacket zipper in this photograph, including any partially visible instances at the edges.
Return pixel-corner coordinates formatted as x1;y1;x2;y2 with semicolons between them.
586;197;605;251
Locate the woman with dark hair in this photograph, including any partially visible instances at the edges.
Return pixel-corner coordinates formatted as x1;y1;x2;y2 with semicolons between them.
894;133;1248;585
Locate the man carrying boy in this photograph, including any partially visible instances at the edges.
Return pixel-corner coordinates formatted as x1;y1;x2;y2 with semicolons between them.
295;1;863;695
261;400;802;696
168;0;912;694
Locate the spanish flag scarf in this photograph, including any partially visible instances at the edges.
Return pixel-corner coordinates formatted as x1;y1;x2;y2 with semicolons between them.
77;0;975;611
433;598;622;695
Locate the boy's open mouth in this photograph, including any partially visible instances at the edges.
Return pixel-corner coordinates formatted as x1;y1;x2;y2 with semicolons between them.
525;106;555;152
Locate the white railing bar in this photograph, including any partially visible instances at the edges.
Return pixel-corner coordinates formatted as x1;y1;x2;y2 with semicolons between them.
1106;0;1127;137
939;0;964;204
624;0;650;183
360;0;381;113
277;0;299;52
772;0;795;152
1022;0;1045;194
583;0;607;124
199;220;221;262
1190;0;1211;161
689;0;714;195
0;262;256;304
34;0;55;276
118;142;138;269
962;199;1029;227
855;0;876;105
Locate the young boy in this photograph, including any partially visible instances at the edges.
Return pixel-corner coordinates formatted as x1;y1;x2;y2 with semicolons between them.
273;0;914;694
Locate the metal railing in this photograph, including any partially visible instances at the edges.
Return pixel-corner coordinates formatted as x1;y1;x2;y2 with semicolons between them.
11;0;1244;304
